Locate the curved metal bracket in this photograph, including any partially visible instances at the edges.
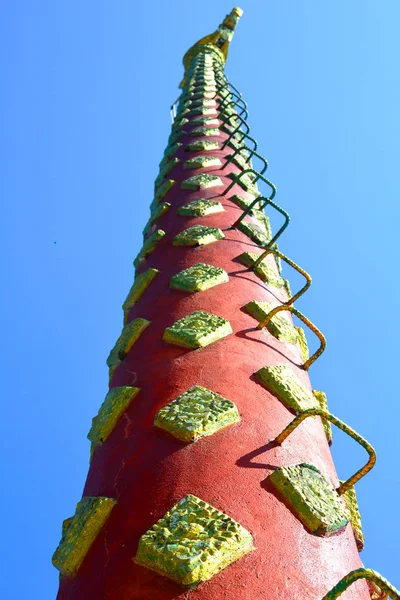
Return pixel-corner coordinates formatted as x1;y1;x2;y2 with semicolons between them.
211;80;246;109
221;113;251;148
227;131;258;153
224;146;268;173
219;101;248;121
219;93;248;113
250;249;311;305
224;169;277;201
322;569;399;599
259;305;326;370
233;195;289;250
274;408;376;495
215;78;244;102
220;112;250;147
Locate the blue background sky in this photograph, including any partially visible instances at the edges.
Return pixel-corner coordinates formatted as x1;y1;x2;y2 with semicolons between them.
1;1;399;597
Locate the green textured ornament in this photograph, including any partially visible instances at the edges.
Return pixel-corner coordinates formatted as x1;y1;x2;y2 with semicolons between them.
189;107;218;117
107;318;150;368
171;117;189;131
134;494;253;586
153;179;175;205
88;386;140;446
143;202;171;237
133;229;165;269
255;365;317;412
154;385;240;442
189;127;220;137
185;139;220;152
269;463;350;536
191;117;220;127
238;221;271;246
237;252;285;288
312;390;333;445
341;484;364;551
122;268;159;322
181;173;222;190
183;155;222;169
244;300;299;344
52;497;117;576
154;158;180;190
178;198;224;217
163;310;232;349
173;225;224;246
228;172;259;197
296;327;310;363
170;263;228;292
161;142;182;162
189;98;216;109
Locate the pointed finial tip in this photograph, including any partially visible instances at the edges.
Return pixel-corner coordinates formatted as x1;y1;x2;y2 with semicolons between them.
233;7;244;17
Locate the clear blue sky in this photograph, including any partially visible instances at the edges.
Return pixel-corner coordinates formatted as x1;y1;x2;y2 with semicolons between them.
1;1;399;598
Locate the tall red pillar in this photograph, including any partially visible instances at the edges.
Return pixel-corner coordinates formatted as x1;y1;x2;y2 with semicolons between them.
53;8;396;600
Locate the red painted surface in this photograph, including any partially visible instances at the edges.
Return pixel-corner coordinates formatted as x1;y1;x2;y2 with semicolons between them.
57;51;370;599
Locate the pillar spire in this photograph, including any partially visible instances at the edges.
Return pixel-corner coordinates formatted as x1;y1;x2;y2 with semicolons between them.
53;8;398;600
180;7;243;87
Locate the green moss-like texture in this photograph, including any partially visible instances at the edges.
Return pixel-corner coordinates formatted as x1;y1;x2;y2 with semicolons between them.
173;225;224;247
237;252;285;288
154;385;240;442
342;484;364;551
170;263;228;293
181;173;222;190
184;155;222;169
107;318;150;368
189;98;216;109
163;310;232;349
178;199;224;217
229;194;259;211
269;463;350;536
228;172;259;197
189;107;218;117
188;91;216;101
122;268;159;323
161;142;182;162
312;390;333;445
255;365;317;412
185;139;220;152
134;494;253;586
244;300;299;344
229;194;274;234
154;158;180;190
238;221;270;246
190;127;220;137
133;229;165;268
153;179;175;205
191;117;220;127
52;497;117;576
142;202;171;237
296;327;310;363
171;117;189;131
88;386;140;446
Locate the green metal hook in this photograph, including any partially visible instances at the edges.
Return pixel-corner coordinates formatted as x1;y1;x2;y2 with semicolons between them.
233;194;289;251
224;169;277;201
219;101;248;121
224;146;268;173
221;113;251;148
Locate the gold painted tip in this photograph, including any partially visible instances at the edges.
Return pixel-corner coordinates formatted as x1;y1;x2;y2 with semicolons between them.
180;7;243;88
233;7;244;17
